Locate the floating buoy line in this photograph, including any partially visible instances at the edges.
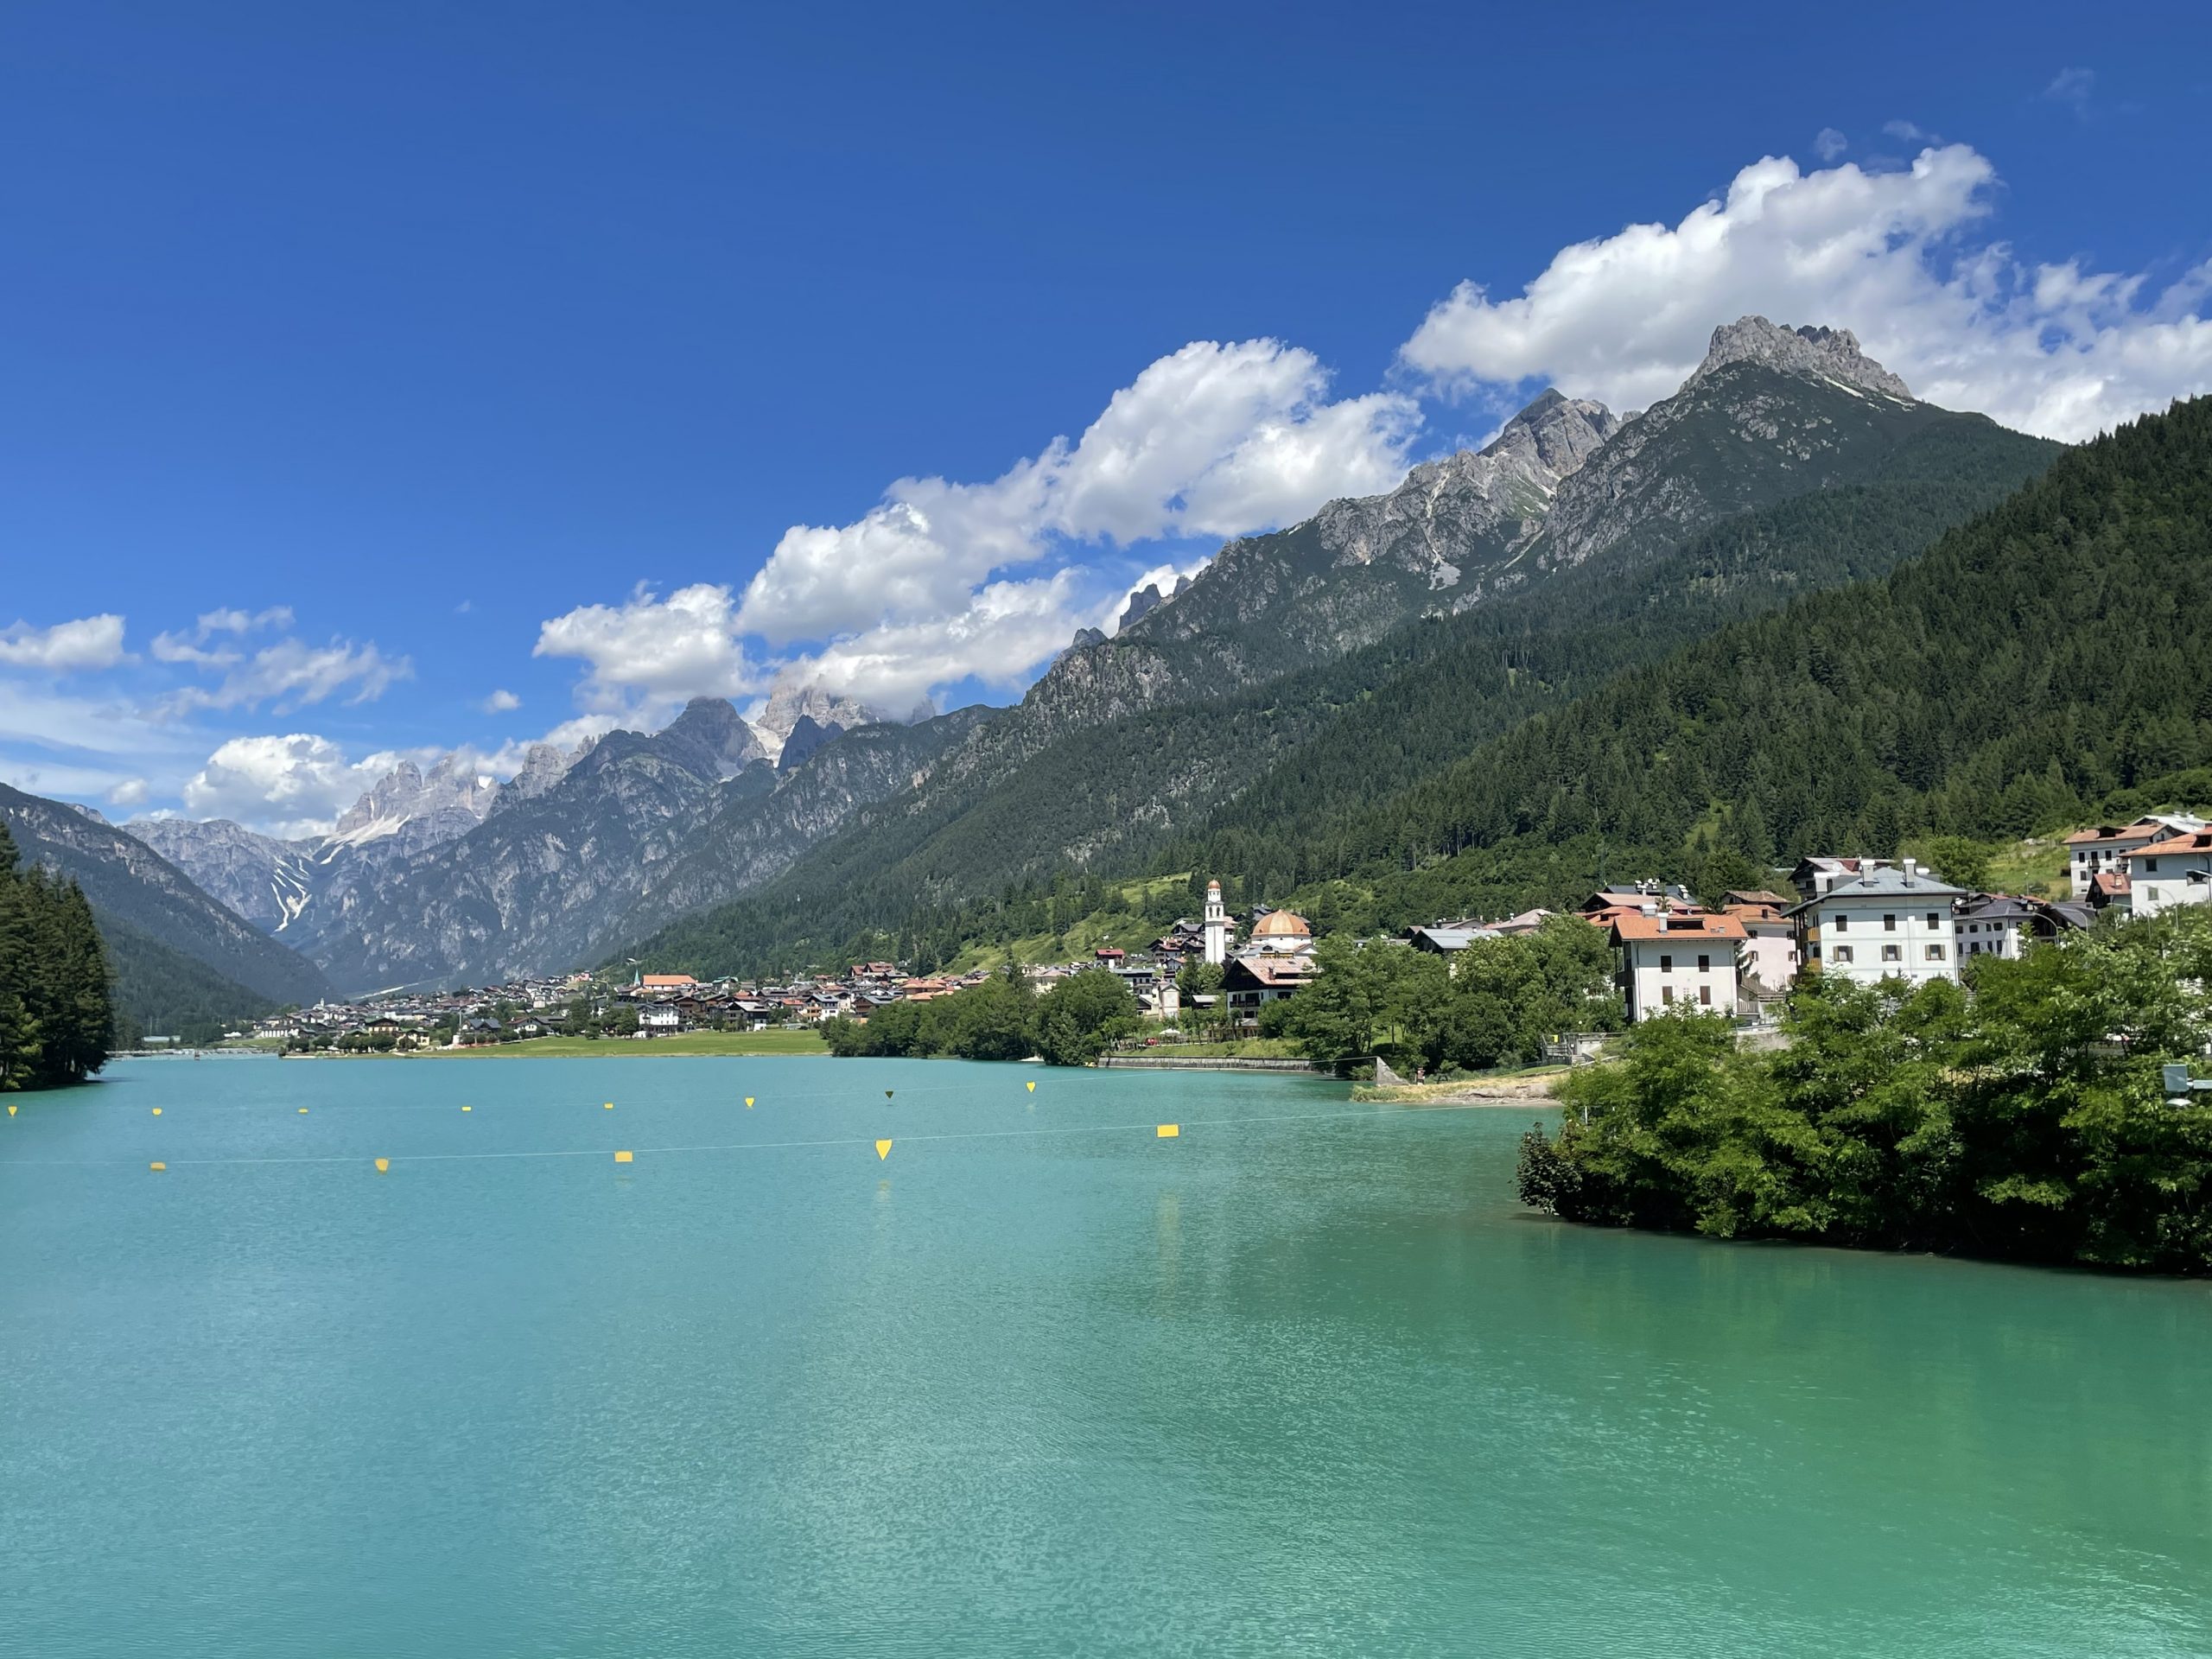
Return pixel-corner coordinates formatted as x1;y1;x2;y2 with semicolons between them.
0;1095;1508;1175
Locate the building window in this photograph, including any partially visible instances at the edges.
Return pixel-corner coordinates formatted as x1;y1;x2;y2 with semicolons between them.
1884;914;1897;931
2148;887;2162;902
2147;858;2159;873
1659;954;1672;972
1699;986;1712;1006
1925;912;1942;929
1882;944;1902;963
1831;913;1849;931
1926;944;1946;961
1661;986;1675;1006
1698;954;1710;973
1832;945;1853;963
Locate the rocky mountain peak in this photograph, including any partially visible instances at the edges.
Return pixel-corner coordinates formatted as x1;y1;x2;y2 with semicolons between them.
777;713;844;772
1484;389;1621;477
329;752;497;848
757;679;887;740
1689;316;1913;401
501;742;575;804
1117;575;1192;632
659;696;769;779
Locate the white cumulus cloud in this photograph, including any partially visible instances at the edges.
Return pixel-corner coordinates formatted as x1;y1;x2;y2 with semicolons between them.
532;582;763;725
481;689;522;713
1399;143;2212;440
0;614;129;672
535;339;1419;719
180;734;407;836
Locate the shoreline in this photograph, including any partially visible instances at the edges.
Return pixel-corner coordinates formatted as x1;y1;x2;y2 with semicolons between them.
1352;1072;1566;1107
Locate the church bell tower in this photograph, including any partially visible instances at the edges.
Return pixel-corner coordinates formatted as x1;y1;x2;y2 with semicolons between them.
1203;879;1229;966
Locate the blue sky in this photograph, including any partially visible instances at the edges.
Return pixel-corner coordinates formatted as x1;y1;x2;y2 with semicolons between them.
4;1;2209;833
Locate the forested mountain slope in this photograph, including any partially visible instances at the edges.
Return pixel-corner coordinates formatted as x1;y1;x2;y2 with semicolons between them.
0;782;331;1033
621;399;2058;976
1242;394;2212;931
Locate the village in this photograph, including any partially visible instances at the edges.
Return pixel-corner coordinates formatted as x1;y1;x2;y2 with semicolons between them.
238;811;2210;1053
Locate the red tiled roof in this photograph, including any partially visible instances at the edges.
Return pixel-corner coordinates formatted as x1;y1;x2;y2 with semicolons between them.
1609;914;1747;943
2131;831;2212;859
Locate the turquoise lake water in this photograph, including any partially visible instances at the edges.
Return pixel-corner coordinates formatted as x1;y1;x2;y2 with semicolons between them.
3;1054;2209;1656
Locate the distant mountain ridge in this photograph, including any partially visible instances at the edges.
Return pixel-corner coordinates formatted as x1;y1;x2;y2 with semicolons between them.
119;315;2067;993
613;320;2065;976
1;780;333;1035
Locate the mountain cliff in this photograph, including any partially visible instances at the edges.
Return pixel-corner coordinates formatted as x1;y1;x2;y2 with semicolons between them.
304;699;986;991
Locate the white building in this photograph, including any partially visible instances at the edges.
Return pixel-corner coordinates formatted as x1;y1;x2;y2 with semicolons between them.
1954;894;2040;960
1789;859;1963;988
2064;815;2207;898
1202;880;1230;966
2125;829;2212;918
1608;911;1745;1021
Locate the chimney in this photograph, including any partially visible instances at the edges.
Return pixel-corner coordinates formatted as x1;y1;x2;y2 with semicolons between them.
1903;857;1918;886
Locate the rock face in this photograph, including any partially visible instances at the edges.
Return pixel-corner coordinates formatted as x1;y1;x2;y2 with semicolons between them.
1533;317;1940;573
777;715;843;772
327;753;497;854
651;696;771;779
1013;388;1618;729
123;817;322;935
1688;316;1913;401
1116;575;1189;632
496;741;578;808
751;677;890;760
302;702;986;991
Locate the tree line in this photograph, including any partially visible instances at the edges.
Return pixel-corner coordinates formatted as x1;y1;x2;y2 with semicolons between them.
820;964;1140;1067
1518;908;2212;1274
0;823;115;1090
1269;918;1620;1071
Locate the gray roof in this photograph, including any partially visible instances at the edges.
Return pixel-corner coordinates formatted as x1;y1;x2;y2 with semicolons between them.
1956;894;2042;922
1787;867;1967;912
1408;925;1497;951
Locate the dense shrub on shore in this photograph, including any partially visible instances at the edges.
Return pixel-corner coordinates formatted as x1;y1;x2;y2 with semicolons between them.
1517;909;2212;1273
820;964;1137;1066
0;823;115;1090
1281;917;1619;1070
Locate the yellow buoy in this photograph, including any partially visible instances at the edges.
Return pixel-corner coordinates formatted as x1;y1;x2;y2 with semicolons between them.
461;1105;471;1112
297;1107;308;1115
614;1149;633;1164
5;1104;15;1116
745;1096;754;1108
1156;1123;1179;1139
604;1102;614;1110
374;1158;390;1173
149;1161;166;1172
1026;1081;1035;1093
151;1107;162;1116
875;1139;893;1160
